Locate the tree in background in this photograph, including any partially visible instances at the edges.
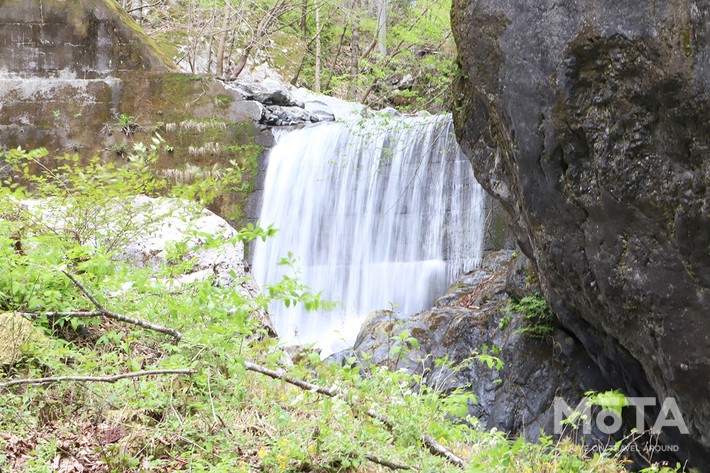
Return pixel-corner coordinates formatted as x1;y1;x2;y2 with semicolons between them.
118;0;456;112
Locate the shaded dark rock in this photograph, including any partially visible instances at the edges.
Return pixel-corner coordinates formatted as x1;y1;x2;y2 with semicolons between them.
231;82;304;108
262;105;320;126
254;125;276;148
451;0;710;466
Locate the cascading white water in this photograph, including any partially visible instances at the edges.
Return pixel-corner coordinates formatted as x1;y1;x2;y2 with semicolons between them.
252;113;486;356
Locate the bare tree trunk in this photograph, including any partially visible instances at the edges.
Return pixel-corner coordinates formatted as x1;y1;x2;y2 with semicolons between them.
228;0;290;79
216;4;231;77
187;2;195;73
324;24;347;92
232;43;255;79
377;0;386;56
347;0;360;100
314;4;321;93
300;0;308;39
290;17;326;86
206;11;217;74
360;26;380;64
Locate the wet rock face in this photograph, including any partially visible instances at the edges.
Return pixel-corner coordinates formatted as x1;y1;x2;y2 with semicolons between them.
348;251;610;443
451;0;710;464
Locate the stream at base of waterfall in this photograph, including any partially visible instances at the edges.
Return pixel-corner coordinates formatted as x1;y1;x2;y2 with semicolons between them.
253;113;485;357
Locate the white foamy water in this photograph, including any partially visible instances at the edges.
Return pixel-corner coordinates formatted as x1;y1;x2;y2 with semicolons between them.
252;113;486;356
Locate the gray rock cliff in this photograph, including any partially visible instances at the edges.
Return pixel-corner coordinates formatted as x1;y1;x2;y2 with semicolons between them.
451;0;710;466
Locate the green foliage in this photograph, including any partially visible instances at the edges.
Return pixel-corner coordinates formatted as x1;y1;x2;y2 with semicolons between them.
135;0;457;112
264;251;334;311
118;112;137;135
474;346;504;371
0;148;675;472
586;389;628;416
506;293;556;339
388;328;419;369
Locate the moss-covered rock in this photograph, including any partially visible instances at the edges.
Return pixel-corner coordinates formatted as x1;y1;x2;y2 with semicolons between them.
347;251;610;445
0;313;46;365
0;0;176;77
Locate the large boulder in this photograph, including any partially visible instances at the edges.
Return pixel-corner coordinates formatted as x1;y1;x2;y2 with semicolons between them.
348;251;610;443
0;0;175;78
451;0;710;466
19;196;275;336
0;0;267;227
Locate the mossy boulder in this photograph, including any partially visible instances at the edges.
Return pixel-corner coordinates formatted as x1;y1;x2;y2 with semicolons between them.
0;0;176;77
347;251;610;445
0;313;46;365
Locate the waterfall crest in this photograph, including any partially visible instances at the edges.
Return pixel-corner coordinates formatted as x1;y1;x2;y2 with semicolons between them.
252;113;486;356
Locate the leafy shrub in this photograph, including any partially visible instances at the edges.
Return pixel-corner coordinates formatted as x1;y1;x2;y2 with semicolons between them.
506;293;556;339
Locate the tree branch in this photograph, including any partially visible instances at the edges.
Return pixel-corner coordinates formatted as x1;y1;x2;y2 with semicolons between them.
125;0;164;13
48;271;184;340
0;369;195;389
243;361;465;469
365;454;412;470
63;271;105;309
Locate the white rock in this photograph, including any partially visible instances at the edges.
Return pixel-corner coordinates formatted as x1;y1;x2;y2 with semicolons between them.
19;196;274;335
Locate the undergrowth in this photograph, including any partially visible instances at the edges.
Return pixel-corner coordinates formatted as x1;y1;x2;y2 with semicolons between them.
0;144;681;472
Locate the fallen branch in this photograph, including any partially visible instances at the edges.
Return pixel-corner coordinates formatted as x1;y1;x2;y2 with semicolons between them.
0;369;195;389
365;454;412;470
45;271;184;340
244;361;465;469
19;311;104;318
421;435;466;468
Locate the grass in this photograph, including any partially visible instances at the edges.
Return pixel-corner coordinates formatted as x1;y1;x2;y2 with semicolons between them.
0;145;681;472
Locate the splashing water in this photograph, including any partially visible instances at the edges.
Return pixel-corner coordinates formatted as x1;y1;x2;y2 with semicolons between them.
252;113;486;356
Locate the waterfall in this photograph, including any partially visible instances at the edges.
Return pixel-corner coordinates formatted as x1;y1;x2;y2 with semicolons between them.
252;113;486;356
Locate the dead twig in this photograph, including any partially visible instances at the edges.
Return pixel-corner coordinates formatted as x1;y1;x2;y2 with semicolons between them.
125;0;164;13
0;369;195;389
243;361;465;469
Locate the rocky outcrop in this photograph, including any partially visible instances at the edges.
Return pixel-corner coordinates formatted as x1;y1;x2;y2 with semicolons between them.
346;251;610;442
0;0;174;77
451;0;710;466
228;81;336;126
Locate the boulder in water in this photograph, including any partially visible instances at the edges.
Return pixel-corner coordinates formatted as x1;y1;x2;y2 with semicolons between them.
232;82;304;108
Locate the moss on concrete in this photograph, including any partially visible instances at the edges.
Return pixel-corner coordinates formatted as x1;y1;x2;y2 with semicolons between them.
0;1;263;226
